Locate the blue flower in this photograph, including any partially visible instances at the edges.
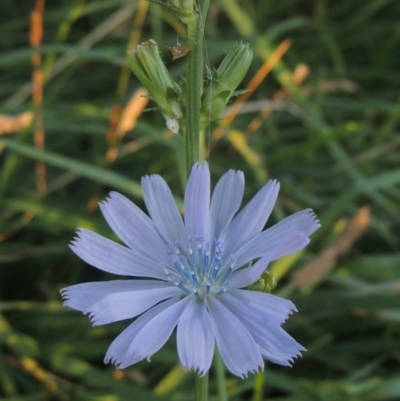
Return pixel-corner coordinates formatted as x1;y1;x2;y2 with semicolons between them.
61;163;320;377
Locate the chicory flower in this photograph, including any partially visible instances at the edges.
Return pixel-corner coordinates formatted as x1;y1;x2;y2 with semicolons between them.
62;163;319;377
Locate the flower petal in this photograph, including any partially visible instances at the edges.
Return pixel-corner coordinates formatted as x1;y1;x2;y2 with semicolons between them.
221;180;279;257
141;175;187;251
85;284;181;326
230;233;309;287
69;228;166;280
184;162;210;244
256;328;305;366
105;297;180;366
207;297;263;378
229;253;273;288
99;192;170;265
177;298;214;375
225;290;298;352
210;169;244;241
270;232;310;260
220;291;304;366
70;228;166;279
234;209;319;266
222;289;296;327
122;296;191;366
61;280;169;312
267;208;320;239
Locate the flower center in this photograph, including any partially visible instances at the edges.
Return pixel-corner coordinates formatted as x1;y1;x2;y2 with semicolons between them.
161;237;237;299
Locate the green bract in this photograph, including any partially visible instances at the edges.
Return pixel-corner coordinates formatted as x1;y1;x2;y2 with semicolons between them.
201;43;253;128
248;271;277;294
127;41;183;134
170;0;195;12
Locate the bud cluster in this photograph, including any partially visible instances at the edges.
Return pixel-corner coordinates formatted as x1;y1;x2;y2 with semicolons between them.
127;41;252;134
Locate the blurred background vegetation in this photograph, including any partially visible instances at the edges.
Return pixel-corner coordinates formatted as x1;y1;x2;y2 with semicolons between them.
1;0;400;400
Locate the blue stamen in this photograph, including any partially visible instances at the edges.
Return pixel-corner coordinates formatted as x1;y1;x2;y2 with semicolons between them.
179;255;191;272
205;275;213;294
164;269;191;296
211;256;222;279
197;237;204;275
218;256;237;284
188;238;196;270
218;267;232;284
178;283;192;295
165;236;232;298
192;288;201;299
216;281;229;297
204;246;210;271
208;240;222;276
190;271;199;284
173;258;188;279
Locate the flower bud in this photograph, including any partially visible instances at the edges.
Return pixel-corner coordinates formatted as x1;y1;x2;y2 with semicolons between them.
127;40;183;133
201;43;253;127
248;271;277;293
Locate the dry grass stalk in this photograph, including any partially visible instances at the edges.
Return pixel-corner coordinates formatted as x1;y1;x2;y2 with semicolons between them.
87;1;149;214
105;88;149;163
30;0;46;194
0;112;33;135
104;0;150;162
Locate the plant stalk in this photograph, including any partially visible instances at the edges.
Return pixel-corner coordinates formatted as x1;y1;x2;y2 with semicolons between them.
215;350;228;401
195;372;209;401
185;0;210;173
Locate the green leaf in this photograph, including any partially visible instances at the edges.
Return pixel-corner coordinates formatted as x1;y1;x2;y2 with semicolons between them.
0;139;142;199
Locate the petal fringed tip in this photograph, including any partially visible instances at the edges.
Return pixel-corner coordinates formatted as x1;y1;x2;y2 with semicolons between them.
233;208;319;267
84;285;180;326
60;280;169;312
104;297;180;367
69;228;166;279
220;291;305;366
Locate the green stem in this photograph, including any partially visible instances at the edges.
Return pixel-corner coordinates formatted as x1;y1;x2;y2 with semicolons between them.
195;372;209;401
251;371;265;401
215;350;228;401
185;0;210;173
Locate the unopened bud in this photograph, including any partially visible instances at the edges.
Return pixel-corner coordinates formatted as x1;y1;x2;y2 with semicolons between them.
201;43;253;127
127;40;183;133
263;271;277;293
248;271;277;293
